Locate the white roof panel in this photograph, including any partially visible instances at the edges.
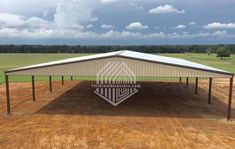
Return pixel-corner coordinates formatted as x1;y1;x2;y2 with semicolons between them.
119;50;229;73
8;50;122;71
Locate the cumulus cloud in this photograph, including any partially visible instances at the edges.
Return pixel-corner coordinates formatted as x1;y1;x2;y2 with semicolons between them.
1;27;233;40
90;17;98;22
171;25;186;29
177;10;185;14
26;17;54;29
126;22;148;30
99;30;142;39
101;24;113;29
54;1;92;30
211;30;233;37
0;0;234;43
100;0;118;4
0;0;98;32
0;0;66;16
212;30;227;36
129;2;143;9
203;22;235;29
0;13;233;40
0;13;25;28
86;24;93;29
149;5;185;14
189;22;196;25
0;13;53;29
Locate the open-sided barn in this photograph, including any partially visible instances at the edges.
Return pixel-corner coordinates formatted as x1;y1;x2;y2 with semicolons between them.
4;50;234;120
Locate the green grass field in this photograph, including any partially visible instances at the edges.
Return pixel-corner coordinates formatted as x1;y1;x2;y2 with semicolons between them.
162;53;235;73
0;53;234;83
0;53;90;83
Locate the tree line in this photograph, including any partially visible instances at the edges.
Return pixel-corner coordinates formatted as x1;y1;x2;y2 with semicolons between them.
0;44;235;54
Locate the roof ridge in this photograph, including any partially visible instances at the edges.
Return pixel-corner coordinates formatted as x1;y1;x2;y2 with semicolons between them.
116;50;127;55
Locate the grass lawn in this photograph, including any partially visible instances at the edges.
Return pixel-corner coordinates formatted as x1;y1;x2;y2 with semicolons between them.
0;53;234;83
162;53;235;73
0;53;90;83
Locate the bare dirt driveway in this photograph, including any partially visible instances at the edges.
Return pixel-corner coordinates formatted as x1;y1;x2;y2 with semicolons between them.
0;79;235;149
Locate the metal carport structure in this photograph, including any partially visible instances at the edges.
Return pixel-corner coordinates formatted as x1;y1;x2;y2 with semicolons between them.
4;50;234;120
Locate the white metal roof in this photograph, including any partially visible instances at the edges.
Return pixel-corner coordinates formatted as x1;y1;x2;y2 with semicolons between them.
6;50;233;76
119;50;228;73
7;51;122;71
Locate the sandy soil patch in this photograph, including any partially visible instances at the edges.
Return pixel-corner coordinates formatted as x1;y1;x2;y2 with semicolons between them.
0;79;235;148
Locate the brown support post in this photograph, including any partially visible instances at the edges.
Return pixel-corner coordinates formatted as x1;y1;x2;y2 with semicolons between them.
62;76;64;86
32;76;35;101
71;76;73;81
227;77;234;120
5;75;10;115
186;77;189;88
49;76;52;92
195;77;198;95
208;78;212;104
179;77;182;83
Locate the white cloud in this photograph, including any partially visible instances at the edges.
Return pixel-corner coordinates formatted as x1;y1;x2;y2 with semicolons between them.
126;22;148;30
149;5;185;14
177;9;185;14
0;0;234;42
0;13;25;28
0;0;66;16
148;32;165;38
203;22;235;29
100;30;142;39
86;24;93;29
99;31;234;39
100;0;118;4
90;17;98;22
213;30;227;36
0;24;234;40
101;24;113;29
211;30;233;37
129;2;143;9
0;0;99;33
26;17;54;29
54;1;92;30
0;13;53;29
171;25;186;29
189;22;196;25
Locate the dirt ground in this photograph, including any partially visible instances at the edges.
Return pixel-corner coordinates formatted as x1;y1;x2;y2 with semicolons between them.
0;79;235;149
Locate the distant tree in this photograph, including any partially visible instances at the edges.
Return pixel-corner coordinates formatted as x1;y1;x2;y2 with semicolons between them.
206;48;211;55
216;47;231;60
0;44;234;54
226;45;235;54
209;46;218;53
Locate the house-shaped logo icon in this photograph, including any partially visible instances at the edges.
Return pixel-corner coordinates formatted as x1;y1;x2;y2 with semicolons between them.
92;61;140;106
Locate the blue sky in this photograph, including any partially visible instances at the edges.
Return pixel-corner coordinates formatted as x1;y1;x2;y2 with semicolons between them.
0;0;235;45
